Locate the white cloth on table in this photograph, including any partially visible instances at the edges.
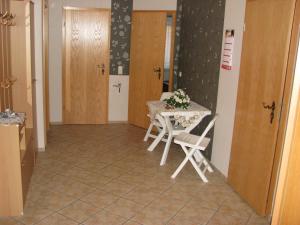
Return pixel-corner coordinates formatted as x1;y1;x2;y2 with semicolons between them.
147;101;210;128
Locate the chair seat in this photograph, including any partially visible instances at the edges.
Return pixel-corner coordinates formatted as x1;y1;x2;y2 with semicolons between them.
174;132;210;150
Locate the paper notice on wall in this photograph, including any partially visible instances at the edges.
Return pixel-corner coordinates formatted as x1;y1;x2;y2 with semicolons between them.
221;29;235;70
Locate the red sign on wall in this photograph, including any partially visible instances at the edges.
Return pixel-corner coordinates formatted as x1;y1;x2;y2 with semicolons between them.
221;29;235;70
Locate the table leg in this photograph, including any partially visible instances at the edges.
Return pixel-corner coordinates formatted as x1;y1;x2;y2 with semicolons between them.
160;116;173;166
147;114;166;152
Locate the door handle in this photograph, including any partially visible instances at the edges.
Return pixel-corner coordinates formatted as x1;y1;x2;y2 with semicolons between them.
97;64;105;75
262;101;276;124
153;67;161;80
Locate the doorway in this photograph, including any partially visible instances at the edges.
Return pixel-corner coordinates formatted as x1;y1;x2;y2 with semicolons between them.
128;11;176;129
62;8;110;124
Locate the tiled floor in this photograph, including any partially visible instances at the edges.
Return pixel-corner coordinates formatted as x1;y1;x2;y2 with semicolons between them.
1;124;270;225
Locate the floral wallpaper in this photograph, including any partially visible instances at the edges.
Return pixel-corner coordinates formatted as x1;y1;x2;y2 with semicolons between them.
173;0;183;89
176;0;226;159
110;0;133;75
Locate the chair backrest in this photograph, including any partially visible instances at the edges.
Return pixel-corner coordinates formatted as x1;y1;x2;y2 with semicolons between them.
160;92;173;101
195;116;218;146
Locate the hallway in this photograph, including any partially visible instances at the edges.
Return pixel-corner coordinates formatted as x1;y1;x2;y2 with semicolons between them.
1;125;268;225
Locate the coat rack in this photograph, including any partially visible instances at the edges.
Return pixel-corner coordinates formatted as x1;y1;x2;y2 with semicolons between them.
0;11;15;26
0;78;17;89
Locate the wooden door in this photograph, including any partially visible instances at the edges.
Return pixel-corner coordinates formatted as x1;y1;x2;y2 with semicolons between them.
228;0;296;215
129;12;167;128
63;9;110;124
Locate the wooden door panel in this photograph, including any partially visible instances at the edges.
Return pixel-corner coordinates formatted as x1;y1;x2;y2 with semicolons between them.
228;0;296;215
129;12;167;128
63;9;110;124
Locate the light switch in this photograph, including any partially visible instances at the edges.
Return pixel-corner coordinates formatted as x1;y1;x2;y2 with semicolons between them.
179;71;183;77
118;66;123;75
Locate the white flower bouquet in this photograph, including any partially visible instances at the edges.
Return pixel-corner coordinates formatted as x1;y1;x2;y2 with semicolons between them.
164;89;191;109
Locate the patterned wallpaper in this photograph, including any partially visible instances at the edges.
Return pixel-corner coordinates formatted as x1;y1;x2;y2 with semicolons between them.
110;0;133;75
173;0;183;89
176;0;226;159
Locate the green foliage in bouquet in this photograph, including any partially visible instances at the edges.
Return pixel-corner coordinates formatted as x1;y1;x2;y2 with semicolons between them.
164;89;191;109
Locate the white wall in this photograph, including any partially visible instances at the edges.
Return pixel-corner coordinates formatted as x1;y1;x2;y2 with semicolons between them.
133;0;177;10
109;76;129;122
48;0;111;123
211;0;246;176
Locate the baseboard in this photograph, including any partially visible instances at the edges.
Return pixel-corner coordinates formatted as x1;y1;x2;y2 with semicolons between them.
108;121;128;124
37;147;45;152
50;122;64;125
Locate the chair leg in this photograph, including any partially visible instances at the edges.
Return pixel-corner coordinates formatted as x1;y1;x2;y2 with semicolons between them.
189;157;208;183
171;154;190;179
160;133;173;166
171;146;193;179
195;150;214;173
144;122;154;142
147;127;166;151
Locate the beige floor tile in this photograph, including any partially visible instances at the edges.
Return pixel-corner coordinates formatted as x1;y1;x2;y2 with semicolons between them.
117;173;152;185
19;124;267;225
35;191;76;211
207;211;248;225
15;202;54;225
75;161;108;173
99;180;137;196
58;200;100;223
131;205;177;225
75;173;112;188
123;186;160;206
247;214;270;225
80;190;119;209
98;166;128;178
26;184;54;203
123;220;142;225
160;188;192;202
167;205;215;225
34;213;78;225
105;198;144;219
0;218;23;225
218;198;254;220
52;180;96;199
82;210;127;225
148;195;187;212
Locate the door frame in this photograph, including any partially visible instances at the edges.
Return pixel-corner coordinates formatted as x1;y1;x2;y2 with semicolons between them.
62;7;111;124
266;0;299;214
42;0;49;144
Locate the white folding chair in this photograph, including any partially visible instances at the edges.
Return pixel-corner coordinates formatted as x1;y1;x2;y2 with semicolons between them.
143;92;173;142
171;116;217;183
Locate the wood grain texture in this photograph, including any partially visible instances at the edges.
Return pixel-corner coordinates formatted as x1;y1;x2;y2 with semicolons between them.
128;11;167;128
228;0;296;215
63;9;110;124
0;125;24;216
10;1;35;128
0;0;13;110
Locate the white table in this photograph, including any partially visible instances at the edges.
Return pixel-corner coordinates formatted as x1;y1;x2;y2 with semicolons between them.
146;101;211;166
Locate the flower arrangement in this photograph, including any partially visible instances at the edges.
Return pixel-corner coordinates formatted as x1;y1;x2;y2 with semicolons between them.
164;89;191;109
